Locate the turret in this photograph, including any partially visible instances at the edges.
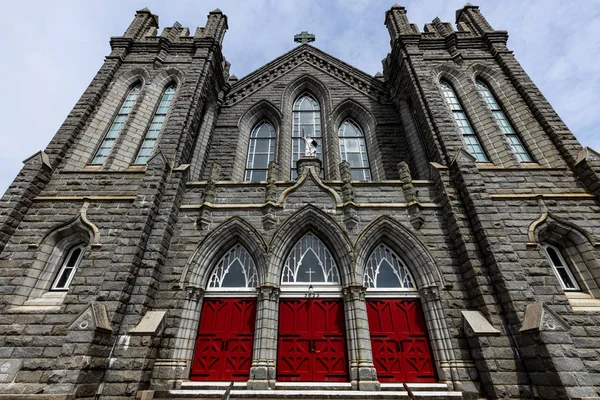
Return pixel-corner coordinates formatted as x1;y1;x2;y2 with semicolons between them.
123;8;159;40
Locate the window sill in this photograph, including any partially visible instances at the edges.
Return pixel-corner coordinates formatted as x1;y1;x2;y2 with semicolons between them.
8;292;66;313
565;292;600;312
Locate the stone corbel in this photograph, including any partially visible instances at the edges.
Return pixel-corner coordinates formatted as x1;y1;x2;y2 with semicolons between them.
185;286;205;302
520;302;570;333
343;203;359;231
340;161;355;203
261;203;277;230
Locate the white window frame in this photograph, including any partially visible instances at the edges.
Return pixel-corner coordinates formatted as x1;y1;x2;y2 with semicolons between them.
542;243;581;291
50;244;85;291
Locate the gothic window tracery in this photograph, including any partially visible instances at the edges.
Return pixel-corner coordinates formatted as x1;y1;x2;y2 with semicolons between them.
292;93;322;179
363;244;416;289
282;233;340;284
92;83;141;165
135;83;176;165
207;244;259;288
244;120;276;182
440;81;488;162
475;80;533;163
338;118;371;180
542;244;580;291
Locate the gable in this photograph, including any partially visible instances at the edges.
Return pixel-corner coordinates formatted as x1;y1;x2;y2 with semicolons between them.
223;45;387;107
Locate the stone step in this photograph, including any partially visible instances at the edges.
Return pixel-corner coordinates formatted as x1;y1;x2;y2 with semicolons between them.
160;388;463;400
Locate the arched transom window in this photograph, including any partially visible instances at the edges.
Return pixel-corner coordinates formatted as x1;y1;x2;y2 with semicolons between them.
244;120;276;182
440;81;488;162
338;119;371;180
282;233;340;284
363;244;416;289
292;93;322;179
207;244;259;288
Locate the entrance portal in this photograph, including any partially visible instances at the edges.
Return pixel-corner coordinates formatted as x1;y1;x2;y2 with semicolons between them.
277;298;348;382
190;298;257;381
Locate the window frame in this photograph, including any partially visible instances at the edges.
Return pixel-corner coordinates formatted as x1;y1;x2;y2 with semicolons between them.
475;79;534;163
133;83;177;165
244;120;277;182
91;83;142;165
542;243;581;291
439;80;489;162
338;118;372;181
50;243;86;291
291;93;323;179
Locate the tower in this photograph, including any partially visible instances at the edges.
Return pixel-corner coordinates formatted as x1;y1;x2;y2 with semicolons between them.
0;4;599;400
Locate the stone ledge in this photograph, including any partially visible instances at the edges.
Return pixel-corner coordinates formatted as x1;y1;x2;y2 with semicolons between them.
0;396;74;400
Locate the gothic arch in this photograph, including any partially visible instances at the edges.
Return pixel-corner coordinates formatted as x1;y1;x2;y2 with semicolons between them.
268;205;354;286
355;215;446;289
181;217;267;289
533;216;600;297
152;67;185;91
330;99;382;181
280;75;333;179
354;215;456;381
116;67;151;88
233;100;283;180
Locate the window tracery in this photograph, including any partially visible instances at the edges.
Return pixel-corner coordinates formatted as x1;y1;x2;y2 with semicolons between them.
207;244;259;288
282;233;340;284
363;244;416;289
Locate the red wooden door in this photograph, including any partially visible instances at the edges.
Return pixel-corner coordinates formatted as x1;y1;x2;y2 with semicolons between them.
367;299;436;382
278;298;348;382
190;298;256;381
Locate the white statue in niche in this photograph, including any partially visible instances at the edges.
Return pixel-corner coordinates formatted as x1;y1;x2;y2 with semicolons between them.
303;132;318;157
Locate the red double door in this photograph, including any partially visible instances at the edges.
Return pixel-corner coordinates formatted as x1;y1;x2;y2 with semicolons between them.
190;298;256;381
277;298;348;382
367;298;436;382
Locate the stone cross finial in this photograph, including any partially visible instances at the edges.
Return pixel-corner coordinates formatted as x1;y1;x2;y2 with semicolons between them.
294;31;315;44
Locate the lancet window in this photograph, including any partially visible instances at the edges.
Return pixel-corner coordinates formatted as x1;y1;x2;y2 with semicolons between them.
207;245;259;288
440;81;488;162
292;93;322;179
363;244;416;289
542;244;580;291
51;244;85;291
338;119;371;180
92;84;141;165
476;80;533;163
282;233;340;284
134;84;176;165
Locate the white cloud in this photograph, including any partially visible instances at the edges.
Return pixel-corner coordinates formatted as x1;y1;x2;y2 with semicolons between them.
0;0;598;195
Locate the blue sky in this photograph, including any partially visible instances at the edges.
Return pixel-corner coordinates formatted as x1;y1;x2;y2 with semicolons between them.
0;1;599;195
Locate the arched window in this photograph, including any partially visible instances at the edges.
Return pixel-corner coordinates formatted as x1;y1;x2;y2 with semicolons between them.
244;120;276;182
476;80;533;163
207;244;259;288
440;81;488;162
338;119;371;180
134;83;177;165
363;244;416;289
542;244;580;291
92;84;141;165
282;233;340;284
292;93;322;179
51;244;85;291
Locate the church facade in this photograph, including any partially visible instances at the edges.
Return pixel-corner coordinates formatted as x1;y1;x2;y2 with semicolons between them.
1;4;600;400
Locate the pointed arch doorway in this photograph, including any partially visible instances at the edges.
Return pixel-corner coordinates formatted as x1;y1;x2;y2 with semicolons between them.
364;244;436;383
190;245;259;381
277;233;349;382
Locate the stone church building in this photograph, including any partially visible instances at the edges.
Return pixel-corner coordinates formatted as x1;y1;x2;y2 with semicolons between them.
1;4;600;400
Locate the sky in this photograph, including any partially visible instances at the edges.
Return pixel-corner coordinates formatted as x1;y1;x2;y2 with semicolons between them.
0;1;599;195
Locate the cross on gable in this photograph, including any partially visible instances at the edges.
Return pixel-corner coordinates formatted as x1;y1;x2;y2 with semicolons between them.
294;31;315;44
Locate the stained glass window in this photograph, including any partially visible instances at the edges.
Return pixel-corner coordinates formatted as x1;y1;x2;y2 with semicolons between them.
244;120;276;182
92;84;141;165
363;245;416;289
476;80;533;163
338;119;371;180
282;233;340;284
134;84;176;165
51;244;85;291
542;244;580;291
440;81;488;162
292;93;322;179
207;245;259;288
